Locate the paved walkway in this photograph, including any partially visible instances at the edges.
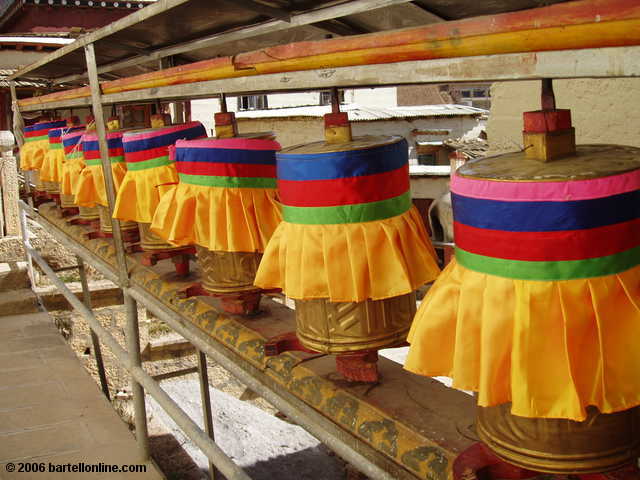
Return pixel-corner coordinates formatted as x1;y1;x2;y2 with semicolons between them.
0;312;164;480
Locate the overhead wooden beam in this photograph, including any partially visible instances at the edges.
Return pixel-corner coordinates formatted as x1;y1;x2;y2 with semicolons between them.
8;0;194;81
221;0;291;21
313;18;370;36
410;0;447;21
52;0;414;84
18;46;640;113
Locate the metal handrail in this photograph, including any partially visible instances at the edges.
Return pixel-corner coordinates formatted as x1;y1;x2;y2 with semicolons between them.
19;203;252;480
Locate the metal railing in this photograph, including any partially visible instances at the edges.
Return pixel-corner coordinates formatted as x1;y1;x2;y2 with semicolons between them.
18;198;401;480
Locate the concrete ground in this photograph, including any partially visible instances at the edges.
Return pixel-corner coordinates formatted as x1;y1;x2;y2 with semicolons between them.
147;379;347;480
0;312;164;480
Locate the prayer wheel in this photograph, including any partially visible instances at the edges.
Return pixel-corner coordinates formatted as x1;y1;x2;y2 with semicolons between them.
76;128;137;234
150;132;281;312
294;292;417;354
256;122;440;380
96;206;137;234
40;118;81;199
195;247;263;294
405;144;640;473
78;205;99;221
43;181;59;196
20;120;66;172
60;194;76;209
477;403;640;474
59;128;86;205
113;121;206;252
32;170;45;192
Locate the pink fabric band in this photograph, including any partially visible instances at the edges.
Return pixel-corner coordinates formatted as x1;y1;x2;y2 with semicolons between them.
62;130;85;141
83;131;125;142
451;169;640;202
125;121;203;141
176;137;281;151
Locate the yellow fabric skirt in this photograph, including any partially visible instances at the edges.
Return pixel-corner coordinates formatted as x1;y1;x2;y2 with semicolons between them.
150;184;281;252
75;163;128;207
60;158;85;196
254;206;440;302
39;149;64;182
20;139;49;171
404;258;640;421
113;165;178;223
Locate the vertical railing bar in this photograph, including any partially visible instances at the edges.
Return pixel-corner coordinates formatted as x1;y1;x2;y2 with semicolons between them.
76;254;111;400
198;350;217;480
18;205;35;288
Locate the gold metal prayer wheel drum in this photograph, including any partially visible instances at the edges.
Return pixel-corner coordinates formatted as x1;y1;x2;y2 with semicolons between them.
97;206;137;234
44;181;59;194
195;246;261;294
295;293;416;354
78;205;99;221
457;144;640;474
32;170;44;191
477;404;640;474
138;223;182;251
60;193;75;208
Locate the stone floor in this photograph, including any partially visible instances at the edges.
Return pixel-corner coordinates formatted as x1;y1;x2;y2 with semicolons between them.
0;312;164;480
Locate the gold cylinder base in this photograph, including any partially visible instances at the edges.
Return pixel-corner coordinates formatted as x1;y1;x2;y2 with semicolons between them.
294;293;416;354
78;205;99;221
43;181;59;194
98;206;137;234
477;403;640;474
60;194;76;208
32;170;44;191
138;223;181;252
195;245;261;294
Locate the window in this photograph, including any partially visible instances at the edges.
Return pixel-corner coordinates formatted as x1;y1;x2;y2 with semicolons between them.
319;90;345;105
460;89;472;98
473;88;489;98
417;153;437;166
238;95;268;111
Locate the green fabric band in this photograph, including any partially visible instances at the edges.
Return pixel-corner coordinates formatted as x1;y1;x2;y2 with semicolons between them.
455;246;640;281
282;191;412;225
178;173;276;189
25;135;48;143
126;155;172;171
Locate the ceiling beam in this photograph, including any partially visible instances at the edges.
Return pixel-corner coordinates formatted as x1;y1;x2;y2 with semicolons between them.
51;0;414;84
221;0;291;21
8;0;194;80
313;18;370;36
409;1;447;21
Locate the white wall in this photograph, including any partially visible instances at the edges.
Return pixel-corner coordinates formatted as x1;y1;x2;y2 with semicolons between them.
190;97;220;136
237;115;482;161
487;79;640;154
348;87;397;107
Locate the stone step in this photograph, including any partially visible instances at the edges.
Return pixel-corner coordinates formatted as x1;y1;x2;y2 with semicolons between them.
0;262;30;293
0;288;39;316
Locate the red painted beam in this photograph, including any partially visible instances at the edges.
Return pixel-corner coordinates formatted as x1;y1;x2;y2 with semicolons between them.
18;0;640;108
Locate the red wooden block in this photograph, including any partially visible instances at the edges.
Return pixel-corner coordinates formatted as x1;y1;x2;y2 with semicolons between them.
214;112;236;126
523;109;572;133
324;112;349;128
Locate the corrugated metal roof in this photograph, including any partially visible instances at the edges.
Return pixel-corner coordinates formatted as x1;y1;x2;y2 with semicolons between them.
0;36;75;45
235;103;488;121
0;69;45;87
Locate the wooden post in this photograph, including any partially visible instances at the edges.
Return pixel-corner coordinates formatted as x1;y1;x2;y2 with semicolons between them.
85;42;151;462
